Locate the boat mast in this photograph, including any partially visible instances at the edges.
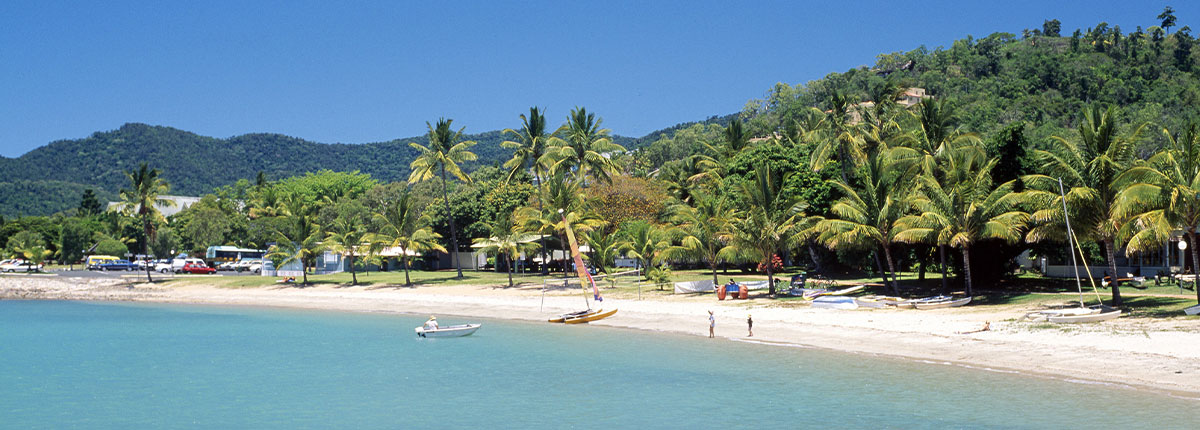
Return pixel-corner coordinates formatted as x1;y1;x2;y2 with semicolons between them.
1057;178;1086;307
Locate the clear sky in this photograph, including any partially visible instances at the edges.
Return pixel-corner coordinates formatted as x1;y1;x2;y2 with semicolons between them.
0;0;1190;157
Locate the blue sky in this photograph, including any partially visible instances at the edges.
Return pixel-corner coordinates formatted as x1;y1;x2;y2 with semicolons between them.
0;0;1189;157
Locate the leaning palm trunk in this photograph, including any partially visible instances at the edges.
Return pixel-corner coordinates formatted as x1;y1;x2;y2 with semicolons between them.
1191;231;1200;303
882;246;900;295
1103;239;1123;306
439;166;464;279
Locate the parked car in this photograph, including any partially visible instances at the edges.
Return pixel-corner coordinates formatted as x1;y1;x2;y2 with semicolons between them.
165;258;206;274
96;260;136;271
234;258;263;273
154;259;174;273
1;259;43;273
217;261;237;271
181;262;216;274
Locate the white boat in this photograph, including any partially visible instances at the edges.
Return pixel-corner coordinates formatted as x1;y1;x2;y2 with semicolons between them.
913;296;971;310
1186;304;1200;316
855;295;909;308
414;323;482;338
790;285;866;299
1022;305;1121;323
827;285;866;296
811;296;858;310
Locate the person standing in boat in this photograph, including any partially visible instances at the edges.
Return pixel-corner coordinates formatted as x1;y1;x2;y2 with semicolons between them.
708;310;715;338
423;316;439;331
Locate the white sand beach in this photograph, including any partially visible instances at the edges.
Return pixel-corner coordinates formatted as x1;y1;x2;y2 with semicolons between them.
3;275;1198;397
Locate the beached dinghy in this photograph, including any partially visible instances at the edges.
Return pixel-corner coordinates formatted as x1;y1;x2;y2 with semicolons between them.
912;296;971;310
1186;304;1200;316
855;295;909;308
1022;305;1121;323
811;296;858;310
564;308;618;324
415;324;482;338
790;285;867;299
548;309;601;323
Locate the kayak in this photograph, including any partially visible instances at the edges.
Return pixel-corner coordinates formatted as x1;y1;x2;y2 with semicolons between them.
414;323;482;338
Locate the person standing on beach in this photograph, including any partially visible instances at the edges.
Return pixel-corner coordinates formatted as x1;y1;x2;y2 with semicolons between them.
708;310;715;338
747;314;753;337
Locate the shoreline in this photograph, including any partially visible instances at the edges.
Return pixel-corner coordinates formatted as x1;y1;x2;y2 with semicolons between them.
4;276;1199;399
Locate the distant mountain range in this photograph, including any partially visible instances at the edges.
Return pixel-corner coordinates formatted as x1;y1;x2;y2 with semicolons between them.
0;117;728;217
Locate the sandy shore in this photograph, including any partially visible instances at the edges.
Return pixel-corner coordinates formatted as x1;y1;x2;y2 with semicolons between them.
4;275;1199;397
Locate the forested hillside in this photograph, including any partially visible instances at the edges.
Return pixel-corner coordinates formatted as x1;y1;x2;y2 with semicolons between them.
0;123;641;216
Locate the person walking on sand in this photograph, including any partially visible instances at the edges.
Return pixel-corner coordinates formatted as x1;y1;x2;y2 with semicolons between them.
747;314;753;337
708;310;715;338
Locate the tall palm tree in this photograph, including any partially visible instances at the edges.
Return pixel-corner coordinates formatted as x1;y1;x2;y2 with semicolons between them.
809;90;862;183
549;107;625;184
502;107;555;275
1115;122;1200;303
691;120;753;187
371;189;446;287
117;163;174;282
662;193;733;286
895;154;1029;296
324;216;370;285
891;98;984;180
267;197;324;285
812;147;907;294
719;165;814;295
515;170;605;273
1024;105;1145;305
409;118;477;279
584;229;628;275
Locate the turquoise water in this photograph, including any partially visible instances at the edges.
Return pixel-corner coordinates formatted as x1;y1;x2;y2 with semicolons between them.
1;301;1195;429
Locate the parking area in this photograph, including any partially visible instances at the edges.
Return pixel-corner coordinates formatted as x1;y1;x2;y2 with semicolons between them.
52;269;264;280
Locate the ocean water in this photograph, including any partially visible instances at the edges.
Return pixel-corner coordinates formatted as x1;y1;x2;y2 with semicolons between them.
0;301;1195;429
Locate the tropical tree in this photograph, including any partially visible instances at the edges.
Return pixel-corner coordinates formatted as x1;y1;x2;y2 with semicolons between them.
6;230;50;270
1115;122;1200;303
624;221;668;279
515;170;604;273
1023;105;1144;305
549;107;625;184
116;163;173;282
719;165;814;295
323;215;370;285
409;118;477;279
895;153;1029;296
473;211;537;288
811;147;907;294
267;197;324;285
371;189;446;287
809;90;862;183
692;120;753;187
503;107;555;275
891;98;984;180
662;193;733;286
583;229;628;275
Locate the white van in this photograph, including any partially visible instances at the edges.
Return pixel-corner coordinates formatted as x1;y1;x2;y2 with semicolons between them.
158;258;206;273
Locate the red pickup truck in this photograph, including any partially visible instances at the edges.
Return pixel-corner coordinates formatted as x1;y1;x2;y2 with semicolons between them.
181;262;216;274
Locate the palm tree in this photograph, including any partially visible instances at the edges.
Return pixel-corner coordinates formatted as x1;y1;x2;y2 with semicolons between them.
662;193;733;286
472;211;537;288
549;107;625;184
895;154;1029;296
1115;122;1200;303
811;147;907;294
324;216;370;285
515;170;604;273
719;165;814;295
809;90;863;183
117;163;174;282
691;120;753;187
371;189;446;287
503;107;555;275
1024;105;1145;305
624;221;668;279
891;98;984;180
409;118;477;279
583;229;628;275
267;197;324;285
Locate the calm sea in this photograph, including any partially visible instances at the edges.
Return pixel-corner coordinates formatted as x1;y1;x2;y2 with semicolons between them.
0;300;1194;429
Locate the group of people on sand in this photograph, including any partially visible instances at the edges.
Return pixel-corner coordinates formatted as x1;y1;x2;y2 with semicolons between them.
708;310;752;338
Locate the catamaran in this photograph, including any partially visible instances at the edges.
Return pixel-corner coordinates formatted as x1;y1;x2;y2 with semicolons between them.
547;209;617;324
1022;178;1121;323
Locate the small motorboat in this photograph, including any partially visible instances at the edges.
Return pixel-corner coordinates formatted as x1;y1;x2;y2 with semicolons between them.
811;296;858;310
912;296;971;310
415;323;482;338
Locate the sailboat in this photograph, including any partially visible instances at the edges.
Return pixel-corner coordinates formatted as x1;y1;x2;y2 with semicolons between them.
1022;178;1121;323
547;209;618;324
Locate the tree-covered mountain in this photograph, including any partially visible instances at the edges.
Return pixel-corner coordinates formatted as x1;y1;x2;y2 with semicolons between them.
0;123;645;217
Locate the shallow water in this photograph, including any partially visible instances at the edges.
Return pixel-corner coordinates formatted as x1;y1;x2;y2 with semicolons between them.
0;300;1195;429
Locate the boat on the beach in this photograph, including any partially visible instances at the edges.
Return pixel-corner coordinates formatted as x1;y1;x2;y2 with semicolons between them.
1186;304;1200;316
564;308;618;324
912;296;971;310
855;295;910;308
548;309;601;323
811;296;858;310
788;285;865;299
415;323;482;338
1022;305;1121;323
